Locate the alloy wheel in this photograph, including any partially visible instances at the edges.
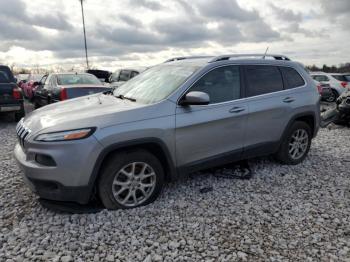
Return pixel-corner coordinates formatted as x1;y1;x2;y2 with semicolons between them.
288;129;309;160
111;162;156;207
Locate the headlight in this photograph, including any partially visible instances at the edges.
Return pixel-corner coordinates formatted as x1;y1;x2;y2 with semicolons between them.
35;128;96;142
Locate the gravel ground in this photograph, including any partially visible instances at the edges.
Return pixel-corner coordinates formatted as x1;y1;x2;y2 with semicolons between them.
0;103;350;261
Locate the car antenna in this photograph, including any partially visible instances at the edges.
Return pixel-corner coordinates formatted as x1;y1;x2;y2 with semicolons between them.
262;47;269;59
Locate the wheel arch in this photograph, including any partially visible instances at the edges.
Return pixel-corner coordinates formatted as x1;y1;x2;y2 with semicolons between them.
280;112;317;145
86;138;177;200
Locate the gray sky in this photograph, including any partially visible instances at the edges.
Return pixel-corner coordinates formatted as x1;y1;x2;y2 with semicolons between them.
0;0;349;71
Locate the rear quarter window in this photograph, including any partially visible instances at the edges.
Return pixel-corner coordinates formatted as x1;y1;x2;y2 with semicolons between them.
245;65;283;97
280;67;305;89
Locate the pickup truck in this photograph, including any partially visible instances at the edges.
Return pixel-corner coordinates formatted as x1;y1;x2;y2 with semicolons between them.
0;65;25;121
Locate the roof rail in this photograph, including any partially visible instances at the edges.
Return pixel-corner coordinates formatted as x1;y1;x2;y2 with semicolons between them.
164;56;212;63
209;54;291;63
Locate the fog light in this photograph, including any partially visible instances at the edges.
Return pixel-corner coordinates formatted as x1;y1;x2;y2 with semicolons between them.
35;154;56;167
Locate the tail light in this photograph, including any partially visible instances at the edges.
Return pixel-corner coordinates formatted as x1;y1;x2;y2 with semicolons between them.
60;88;68;100
341;82;347;88
316;84;322;94
13;88;22;100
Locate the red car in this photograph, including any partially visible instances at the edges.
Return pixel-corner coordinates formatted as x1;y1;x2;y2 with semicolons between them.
22;74;44;100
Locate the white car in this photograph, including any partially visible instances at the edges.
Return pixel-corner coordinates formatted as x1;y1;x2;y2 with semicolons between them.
109;67;147;88
310;72;349;102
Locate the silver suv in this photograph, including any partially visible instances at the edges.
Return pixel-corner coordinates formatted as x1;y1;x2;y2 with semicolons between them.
14;54;320;209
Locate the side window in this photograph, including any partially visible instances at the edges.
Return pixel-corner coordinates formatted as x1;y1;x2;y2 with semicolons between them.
245;65;283;97
280;67;305;89
189;66;241;104
119;70;131;81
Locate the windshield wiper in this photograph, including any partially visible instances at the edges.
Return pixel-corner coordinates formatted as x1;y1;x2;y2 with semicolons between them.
115;94;136;102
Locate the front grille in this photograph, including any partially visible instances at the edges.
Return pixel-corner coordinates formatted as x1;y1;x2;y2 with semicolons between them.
16;119;32;148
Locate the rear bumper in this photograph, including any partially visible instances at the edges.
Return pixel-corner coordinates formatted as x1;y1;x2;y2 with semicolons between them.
0;102;23;113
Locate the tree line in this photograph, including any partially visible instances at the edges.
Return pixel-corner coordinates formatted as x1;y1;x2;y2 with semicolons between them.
307;63;350;73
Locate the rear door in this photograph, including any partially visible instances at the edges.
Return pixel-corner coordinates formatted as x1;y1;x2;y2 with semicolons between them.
175;65;248;171
0;66;16;106
242;65;300;157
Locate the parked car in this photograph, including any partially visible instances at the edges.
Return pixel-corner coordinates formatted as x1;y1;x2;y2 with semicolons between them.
314;80;333;102
0;65;25;121
14;54;320;209
86;69;111;83
32;73;111;108
109;67;146;88
22;74;45;100
310;72;349;102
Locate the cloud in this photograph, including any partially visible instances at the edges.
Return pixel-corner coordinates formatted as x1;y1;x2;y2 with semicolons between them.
0;0;72;31
269;4;302;22
127;0;164;10
196;0;259;21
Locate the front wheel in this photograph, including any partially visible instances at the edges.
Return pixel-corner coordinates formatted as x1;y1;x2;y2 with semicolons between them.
98;150;164;209
275;121;312;165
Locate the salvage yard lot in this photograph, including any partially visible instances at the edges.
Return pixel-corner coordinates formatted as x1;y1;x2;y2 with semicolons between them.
1;104;350;261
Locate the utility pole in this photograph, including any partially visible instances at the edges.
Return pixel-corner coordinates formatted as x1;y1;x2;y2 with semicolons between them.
80;0;89;70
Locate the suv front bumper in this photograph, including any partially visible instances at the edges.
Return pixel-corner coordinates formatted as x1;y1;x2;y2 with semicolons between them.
13;136;103;204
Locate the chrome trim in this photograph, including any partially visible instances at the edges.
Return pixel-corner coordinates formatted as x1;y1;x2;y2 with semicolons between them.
16;120;32;148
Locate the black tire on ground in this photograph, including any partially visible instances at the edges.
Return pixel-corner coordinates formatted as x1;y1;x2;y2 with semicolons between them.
325;89;339;103
275;121;312;165
97;150;164;209
14;105;25;122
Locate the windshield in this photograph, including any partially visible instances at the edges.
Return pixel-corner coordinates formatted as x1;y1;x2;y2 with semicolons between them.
57;74;101;85
113;64;200;104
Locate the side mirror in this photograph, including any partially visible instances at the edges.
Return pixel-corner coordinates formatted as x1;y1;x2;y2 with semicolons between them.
33;81;40;86
13;77;17;83
179;91;210;106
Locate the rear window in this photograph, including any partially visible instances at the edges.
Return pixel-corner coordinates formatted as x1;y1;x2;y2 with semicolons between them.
245;65;283;97
312;75;329;82
0;67;13;83
280;67;305;89
67;87;110;98
119;70;131;82
332;75;347;81
344;75;350;82
57;74;101;85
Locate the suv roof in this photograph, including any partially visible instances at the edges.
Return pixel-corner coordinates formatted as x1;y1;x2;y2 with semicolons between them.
163;54;299;67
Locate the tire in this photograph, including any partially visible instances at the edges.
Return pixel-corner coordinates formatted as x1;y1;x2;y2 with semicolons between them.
97;150;164;209
325;89;338;103
275;121;312;165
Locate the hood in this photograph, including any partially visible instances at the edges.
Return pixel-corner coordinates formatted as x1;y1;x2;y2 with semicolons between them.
23;93;145;135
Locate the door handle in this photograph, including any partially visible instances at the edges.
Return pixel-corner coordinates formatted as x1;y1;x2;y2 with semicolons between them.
229;107;245;113
283;97;295;103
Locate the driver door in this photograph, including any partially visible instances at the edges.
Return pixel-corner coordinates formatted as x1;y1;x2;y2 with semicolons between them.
175;65;248;172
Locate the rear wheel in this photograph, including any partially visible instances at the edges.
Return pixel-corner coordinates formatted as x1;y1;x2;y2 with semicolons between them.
325;89;338;103
98;150;164;209
275;121;312;165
